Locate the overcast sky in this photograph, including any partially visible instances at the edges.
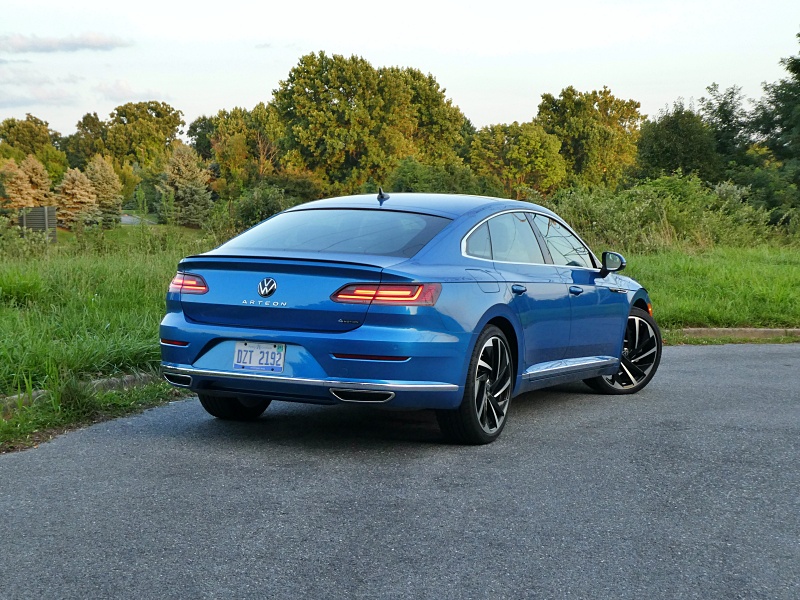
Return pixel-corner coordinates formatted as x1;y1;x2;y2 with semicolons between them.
1;0;798;136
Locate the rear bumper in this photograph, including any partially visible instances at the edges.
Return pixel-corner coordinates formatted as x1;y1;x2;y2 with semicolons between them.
161;363;462;409
160;312;472;410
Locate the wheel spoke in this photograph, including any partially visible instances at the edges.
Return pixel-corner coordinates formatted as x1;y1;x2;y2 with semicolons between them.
621;355;647;382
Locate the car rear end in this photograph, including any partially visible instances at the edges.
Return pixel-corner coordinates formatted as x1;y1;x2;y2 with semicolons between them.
160;205;471;409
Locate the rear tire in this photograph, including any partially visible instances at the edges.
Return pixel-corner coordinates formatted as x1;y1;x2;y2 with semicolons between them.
198;393;271;421
584;307;662;395
436;325;513;445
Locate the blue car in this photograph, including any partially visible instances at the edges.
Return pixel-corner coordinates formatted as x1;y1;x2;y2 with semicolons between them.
160;192;662;444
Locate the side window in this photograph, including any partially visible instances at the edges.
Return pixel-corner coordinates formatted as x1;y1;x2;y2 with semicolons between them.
531;214;594;268
487;212;545;264
464;222;492;259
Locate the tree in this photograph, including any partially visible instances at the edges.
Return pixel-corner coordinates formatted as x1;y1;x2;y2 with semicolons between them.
0;114;52;155
188;115;216;161
273;53;472;193
163;144;212;227
273;52;395;192
383;156;503;196
636;100;721;181
0;114;69;184
105;101;185;170
469;121;566;197
536;86;643;187
55;168;100;229
85;155;123;227
379;66;466;166
63;112;108;170
0;159;36;210
752;31;800;162
20;155;52;206
699;83;751;167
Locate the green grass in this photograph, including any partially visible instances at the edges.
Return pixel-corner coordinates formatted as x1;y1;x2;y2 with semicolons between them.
625;246;800;329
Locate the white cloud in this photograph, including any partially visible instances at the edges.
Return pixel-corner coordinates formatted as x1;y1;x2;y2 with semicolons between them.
0;33;132;53
94;79;166;103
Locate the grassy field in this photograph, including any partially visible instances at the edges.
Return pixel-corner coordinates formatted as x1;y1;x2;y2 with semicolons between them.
625;246;800;329
1;224;798;450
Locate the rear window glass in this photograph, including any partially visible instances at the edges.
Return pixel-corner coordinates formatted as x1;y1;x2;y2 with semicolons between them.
220;209;451;258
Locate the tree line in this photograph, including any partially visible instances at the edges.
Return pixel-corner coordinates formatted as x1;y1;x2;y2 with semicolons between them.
1;31;798;234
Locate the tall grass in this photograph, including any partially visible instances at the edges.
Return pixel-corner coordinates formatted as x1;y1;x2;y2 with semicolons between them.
626;247;800;329
0;222;207;397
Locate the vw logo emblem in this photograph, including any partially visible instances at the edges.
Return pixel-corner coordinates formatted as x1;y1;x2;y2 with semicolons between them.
257;278;277;298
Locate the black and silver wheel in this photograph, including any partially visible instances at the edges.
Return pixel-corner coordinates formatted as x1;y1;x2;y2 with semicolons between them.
585;307;662;395
437;325;514;444
198;393;271;421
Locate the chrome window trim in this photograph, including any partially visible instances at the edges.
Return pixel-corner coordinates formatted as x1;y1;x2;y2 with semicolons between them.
460;209;600;268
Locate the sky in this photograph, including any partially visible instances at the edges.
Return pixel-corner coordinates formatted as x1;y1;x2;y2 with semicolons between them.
1;0;798;137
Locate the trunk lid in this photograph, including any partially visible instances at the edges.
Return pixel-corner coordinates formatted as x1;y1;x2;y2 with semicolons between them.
177;254;401;332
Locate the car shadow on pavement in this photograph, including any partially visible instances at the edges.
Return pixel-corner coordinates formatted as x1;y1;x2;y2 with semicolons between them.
162;382;603;450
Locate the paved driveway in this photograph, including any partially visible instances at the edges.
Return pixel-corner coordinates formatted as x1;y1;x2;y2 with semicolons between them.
0;345;798;599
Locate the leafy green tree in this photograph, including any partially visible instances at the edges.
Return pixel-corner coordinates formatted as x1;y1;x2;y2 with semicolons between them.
162;144;212;227
56;168;100;229
0;114;68;184
187;115;216;161
699;84;751;167
380;66;466;166
469;121;566;197
105;101;185;169
752;32;800;162
383;156;504;196
85;155;124;227
20;155;51;206
272;53;466;193
636;100;721;181
0;114;52;155
63;112;108;170
536;86;643;187
0;159;36;210
273;52;395;192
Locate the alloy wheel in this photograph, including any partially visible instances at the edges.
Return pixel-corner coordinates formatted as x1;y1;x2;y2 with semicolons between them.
603;314;659;390
473;335;513;434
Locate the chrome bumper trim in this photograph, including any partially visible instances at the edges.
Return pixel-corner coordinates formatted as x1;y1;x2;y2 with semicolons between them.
161;365;459;393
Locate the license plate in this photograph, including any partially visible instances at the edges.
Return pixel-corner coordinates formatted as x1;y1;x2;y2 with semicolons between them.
233;342;286;372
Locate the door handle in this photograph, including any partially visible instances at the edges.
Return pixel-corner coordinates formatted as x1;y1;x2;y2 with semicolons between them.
511;284;527;295
569;286;584;296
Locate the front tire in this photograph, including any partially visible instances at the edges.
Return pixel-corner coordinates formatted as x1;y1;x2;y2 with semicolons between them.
437;325;514;444
198;393;271;421
584;307;662;394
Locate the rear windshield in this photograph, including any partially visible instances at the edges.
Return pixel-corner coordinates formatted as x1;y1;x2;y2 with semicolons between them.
219;209;451;258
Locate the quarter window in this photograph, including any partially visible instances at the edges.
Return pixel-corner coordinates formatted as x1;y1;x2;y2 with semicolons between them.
465;221;492;259
531;214;594;268
486;212;545;264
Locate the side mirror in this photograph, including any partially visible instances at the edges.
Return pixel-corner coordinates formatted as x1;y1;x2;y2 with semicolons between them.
600;251;626;276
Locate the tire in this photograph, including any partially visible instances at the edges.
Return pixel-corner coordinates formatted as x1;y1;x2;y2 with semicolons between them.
584;307;662;395
436;325;514;444
198;393;271;421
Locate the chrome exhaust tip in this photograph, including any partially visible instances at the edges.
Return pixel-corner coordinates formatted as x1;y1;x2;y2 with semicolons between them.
330;389;395;403
163;373;192;387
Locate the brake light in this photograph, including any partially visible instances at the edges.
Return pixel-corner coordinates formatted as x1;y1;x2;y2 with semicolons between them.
331;283;442;306
169;272;209;295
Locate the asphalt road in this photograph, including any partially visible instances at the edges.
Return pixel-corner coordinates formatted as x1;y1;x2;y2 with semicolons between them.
1;344;798;600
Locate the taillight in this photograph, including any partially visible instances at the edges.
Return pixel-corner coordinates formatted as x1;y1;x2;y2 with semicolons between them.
169;272;209;295
331;283;441;306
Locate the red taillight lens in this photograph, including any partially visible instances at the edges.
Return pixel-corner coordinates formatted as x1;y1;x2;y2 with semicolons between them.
169;272;209;295
331;283;441;306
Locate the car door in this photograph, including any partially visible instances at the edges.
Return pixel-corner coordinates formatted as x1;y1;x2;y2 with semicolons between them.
482;212;572;367
529;214;629;360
